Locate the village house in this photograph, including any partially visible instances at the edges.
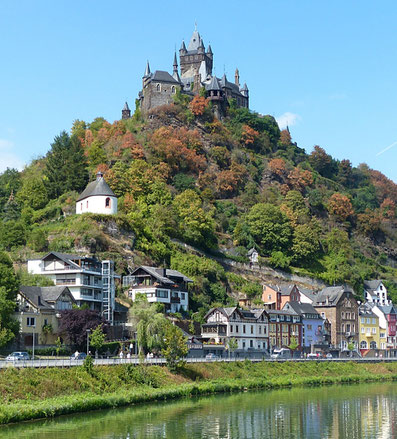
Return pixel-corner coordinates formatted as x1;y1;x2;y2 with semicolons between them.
358;302;381;355
262;284;301;310
267;309;302;351
313;286;359;351
201;307;269;354
15;286;75;348
364;280;391;306
123;266;192;313
27;252;118;323
371;304;397;355
282;302;328;352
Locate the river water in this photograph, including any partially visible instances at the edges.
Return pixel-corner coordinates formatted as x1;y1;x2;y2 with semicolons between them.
0;383;396;438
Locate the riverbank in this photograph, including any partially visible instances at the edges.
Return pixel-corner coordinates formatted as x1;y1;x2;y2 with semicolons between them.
1;361;397;425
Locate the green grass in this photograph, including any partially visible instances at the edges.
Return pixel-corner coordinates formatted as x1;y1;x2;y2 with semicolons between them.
1;361;397;425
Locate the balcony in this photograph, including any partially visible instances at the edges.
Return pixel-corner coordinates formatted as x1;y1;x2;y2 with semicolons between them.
171;296;180;304
56;279;76;285
202;324;227;335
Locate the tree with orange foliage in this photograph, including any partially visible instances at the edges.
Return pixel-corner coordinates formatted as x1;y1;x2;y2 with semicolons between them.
357;209;381;236
279;129;291;146
241;125;259;145
121;132;144;160
327;193;354;220
287;167;313;192
268;158;287;179
380;198;396;219
189;96;209;116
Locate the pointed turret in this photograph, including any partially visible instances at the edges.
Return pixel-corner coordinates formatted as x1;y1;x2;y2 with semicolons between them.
144;60;151;78
198;37;205;54
179;40;187;55
220;73;230;88
207;75;221;91
187;26;202;51
172;51;180;82
122;102;131;120
240;82;249;97
207;44;213;55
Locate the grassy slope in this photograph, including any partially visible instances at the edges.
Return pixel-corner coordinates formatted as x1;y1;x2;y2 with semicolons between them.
1;361;397;424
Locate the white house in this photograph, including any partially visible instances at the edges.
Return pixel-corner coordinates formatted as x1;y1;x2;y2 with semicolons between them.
76;172;117;215
247;247;259;265
124;266;191;313
201;307;269;352
27;252;118;323
364;280;391;306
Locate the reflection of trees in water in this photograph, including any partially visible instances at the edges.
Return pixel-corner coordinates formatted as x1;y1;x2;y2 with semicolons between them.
2;383;397;439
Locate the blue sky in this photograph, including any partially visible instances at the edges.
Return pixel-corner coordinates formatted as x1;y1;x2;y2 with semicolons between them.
1;1;397;182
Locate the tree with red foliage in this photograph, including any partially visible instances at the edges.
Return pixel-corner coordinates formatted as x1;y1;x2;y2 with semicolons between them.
327;193;354;220
279;129;292;146
369;169;397;204
357;209;381;236
58;309;107;350
120;132;144;160
189;96;209;116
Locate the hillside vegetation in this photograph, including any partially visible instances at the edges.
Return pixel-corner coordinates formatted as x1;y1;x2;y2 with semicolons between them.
1;94;397;316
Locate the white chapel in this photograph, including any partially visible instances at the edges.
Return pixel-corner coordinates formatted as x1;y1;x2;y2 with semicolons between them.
76;172;117;215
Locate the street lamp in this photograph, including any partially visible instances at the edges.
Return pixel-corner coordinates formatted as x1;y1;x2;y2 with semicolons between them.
86;329;91;356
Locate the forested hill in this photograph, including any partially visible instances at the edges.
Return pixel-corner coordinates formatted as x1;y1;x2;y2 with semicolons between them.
1;93;397;315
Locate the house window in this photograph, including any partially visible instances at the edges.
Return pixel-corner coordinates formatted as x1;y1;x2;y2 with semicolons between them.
44;319;48;326
250;340;253;348
27;317;36;327
156;83;161;92
181;293;185;300
172;86;176;94
259;326;262;334
235;325;239;333
251;325;253;334
360;340;367;349
230;325;233;333
242;341;246;348
361;317;365;324
268;294;271;300
342;312;345;319
370;341;377;349
372;327;376;334
307;324;312;330
105;197;111;208
372;318;376;324
243;325;246;334
361;327;365;333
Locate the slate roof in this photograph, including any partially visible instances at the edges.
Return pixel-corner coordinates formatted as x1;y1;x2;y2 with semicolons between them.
284;301;320;317
247;247;257;256
267;309;298;316
132;266;193;284
187;28;202;51
151;70;180;84
359;303;378;318
313;286;352;307
377;305;397;315
19;286;74;310
123;102;130;111
298;287;319;303
41;251;97;267
206;75;221;91
77;174;115;202
364;280;383;291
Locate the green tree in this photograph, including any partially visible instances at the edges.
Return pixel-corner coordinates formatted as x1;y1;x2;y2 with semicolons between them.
245;203;292;255
45;131;88;199
27;229;48;252
16;176;48;210
291;219;321;265
226;337;238;358
173;190;217;248
128;295;167;356
0;252;19;348
89;324;106;356
162;321;188;371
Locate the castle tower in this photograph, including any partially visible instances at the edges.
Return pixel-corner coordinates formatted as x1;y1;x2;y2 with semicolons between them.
172;51;180;82
122;102;131;120
179;26;213;80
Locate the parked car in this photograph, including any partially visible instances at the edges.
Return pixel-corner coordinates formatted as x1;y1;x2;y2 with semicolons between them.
307;353;320;359
205;353;219;360
6;352;30;361
271;348;292;359
70;352;87;360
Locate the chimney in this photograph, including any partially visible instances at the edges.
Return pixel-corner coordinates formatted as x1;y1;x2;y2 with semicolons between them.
163;268;167;277
38;296;42;306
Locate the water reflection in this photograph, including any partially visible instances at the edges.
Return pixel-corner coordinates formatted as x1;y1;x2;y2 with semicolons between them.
0;383;396;439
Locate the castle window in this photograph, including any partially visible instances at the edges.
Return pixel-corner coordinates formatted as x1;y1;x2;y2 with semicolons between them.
171;86;176;94
156;83;161;92
105;197;111;208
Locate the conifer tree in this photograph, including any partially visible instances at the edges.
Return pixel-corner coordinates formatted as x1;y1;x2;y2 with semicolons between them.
45;131;88;199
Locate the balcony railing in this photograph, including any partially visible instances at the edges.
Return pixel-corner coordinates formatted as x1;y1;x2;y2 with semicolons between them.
171;297;180;304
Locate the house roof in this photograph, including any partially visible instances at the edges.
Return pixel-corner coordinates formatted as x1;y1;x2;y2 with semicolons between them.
41;251;97;268
377;305;397;315
77;173;115;202
19;286;75;310
284;301;320;317
364;280;383;291
206;75;221;91
313;286;353;307
247;247;257;256
131;266;193;284
359;303;378;318
151;70;180;84
298;287;319;302
267;309;298;317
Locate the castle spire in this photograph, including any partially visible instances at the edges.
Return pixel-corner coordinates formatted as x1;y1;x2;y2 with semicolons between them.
122;101;131;120
235;68;240;86
187;25;201;51
173;51;178;70
172;51;181;82
144;60;151;77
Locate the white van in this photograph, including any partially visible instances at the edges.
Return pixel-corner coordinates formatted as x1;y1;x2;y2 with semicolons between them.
271;348;291;359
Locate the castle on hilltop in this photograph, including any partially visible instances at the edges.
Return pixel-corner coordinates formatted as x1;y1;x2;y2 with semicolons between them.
121;26;249;119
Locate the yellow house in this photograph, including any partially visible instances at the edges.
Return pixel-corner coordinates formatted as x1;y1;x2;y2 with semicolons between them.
15;286;75;347
359;304;380;353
